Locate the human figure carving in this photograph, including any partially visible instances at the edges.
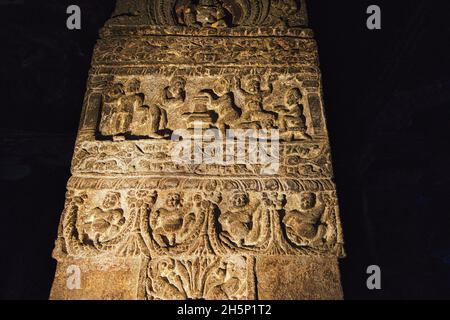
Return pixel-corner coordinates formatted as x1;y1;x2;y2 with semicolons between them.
99;83;126;137
283;192;327;246
200;77;241;133
275;87;312;141
128;78;168;139
219;192;262;246
151;193;196;248
100;79;152;140
162;77;186;108
233;76;276;128
79;192;126;246
158;77;187;130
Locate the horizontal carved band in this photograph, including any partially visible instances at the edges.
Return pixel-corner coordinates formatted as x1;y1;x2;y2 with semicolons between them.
53;188;344;261
67;176;337;192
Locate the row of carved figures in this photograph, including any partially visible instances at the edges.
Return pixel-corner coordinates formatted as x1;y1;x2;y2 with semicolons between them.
54;189;343;259
99;76;313;141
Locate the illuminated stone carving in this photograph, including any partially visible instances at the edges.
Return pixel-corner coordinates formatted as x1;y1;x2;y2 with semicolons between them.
50;0;344;300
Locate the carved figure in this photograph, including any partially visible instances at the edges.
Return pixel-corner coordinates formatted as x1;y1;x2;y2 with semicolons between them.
51;0;345;301
147;256;247;300
233;76;276;128
219;192;263;246
162;77;186;108
151;193;196;247
99;83;127;137
159;77;188;130
283;192;327;246
147;259;188;300
205;257;247;299
200;77;241;132
126;79;169;138
79;192;126;246
276;87;312;141
271;0;301;27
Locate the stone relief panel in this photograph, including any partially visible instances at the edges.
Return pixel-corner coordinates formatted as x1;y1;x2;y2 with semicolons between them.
93;37;317;67
283;192;341;250
54;189;154;259
51;0;344;300
98;78;171;140
54;186;344;261
142;255;253;300
71;140;332;178
94;75;322;142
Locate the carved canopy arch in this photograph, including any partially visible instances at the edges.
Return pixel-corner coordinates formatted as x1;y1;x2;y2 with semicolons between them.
114;0;307;27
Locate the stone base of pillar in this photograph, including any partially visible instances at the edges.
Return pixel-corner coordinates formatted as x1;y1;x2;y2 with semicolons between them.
50;256;342;300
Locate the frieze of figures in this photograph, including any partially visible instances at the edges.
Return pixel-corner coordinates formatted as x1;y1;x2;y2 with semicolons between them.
53;188;344;260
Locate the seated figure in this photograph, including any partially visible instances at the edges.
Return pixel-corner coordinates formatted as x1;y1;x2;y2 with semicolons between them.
283;192;327;247
275;87;312;141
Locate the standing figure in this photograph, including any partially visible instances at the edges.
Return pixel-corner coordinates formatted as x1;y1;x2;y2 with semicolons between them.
117;79;143;137
99;79;145;140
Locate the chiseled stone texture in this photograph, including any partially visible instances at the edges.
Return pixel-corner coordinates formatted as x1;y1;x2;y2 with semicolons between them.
50;0;344;300
51;257;142;300
256;256;343;300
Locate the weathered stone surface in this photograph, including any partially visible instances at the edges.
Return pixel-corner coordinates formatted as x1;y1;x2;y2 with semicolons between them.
50;257;142;300
255;256;343;300
50;0;344;300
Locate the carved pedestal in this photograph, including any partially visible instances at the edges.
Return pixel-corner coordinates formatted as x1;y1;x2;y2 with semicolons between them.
50;0;344;300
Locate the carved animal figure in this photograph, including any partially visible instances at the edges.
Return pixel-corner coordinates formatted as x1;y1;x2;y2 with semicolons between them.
147;259;187;300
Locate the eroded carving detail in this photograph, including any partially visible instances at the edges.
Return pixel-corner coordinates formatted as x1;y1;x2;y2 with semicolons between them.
99;78;169;139
52;0;344;300
54;190;157;259
176;0;232;28
96;75;320;141
144;256;250;300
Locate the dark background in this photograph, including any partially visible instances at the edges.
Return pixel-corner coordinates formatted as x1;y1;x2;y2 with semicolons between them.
1;0;449;300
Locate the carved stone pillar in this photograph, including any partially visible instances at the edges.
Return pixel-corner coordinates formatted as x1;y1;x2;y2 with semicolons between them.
50;0;344;300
